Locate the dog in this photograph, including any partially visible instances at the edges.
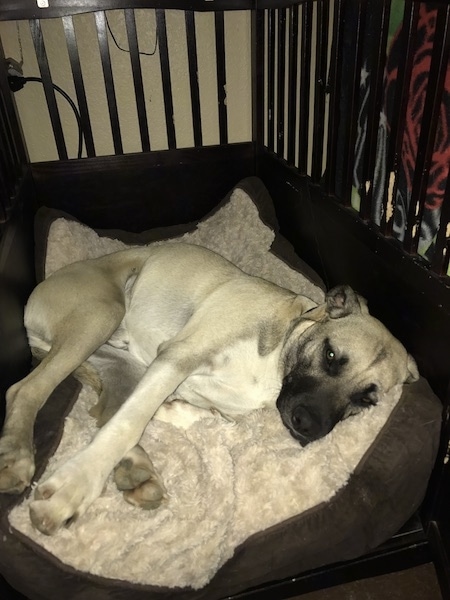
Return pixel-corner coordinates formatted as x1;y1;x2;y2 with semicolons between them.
0;243;419;535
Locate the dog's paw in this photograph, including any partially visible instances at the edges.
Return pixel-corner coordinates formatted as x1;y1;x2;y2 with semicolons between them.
114;445;166;510
0;437;34;494
123;480;165;510
29;459;104;535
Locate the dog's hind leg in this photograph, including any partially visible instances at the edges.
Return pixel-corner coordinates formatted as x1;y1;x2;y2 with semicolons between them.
0;313;124;495
0;249;153;496
0;292;129;495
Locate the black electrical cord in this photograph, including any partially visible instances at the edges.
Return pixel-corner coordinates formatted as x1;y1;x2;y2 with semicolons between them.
24;77;84;160
7;12;156;160
8;74;84;159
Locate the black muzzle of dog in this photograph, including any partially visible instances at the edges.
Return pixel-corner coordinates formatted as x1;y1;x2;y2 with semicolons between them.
276;375;342;446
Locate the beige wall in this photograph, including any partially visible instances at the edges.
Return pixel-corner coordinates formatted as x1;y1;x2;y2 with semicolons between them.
0;9;252;162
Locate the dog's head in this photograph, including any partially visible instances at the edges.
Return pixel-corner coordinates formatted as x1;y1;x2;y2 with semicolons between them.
277;285;419;446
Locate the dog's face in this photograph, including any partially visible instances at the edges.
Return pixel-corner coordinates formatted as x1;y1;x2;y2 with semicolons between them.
277;285;419;446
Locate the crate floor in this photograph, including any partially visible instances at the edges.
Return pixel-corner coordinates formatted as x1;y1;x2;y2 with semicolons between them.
293;563;441;599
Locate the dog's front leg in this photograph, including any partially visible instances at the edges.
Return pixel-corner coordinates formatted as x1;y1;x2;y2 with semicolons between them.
28;354;190;535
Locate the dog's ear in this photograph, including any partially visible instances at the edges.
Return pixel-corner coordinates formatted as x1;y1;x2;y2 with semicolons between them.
405;353;420;383
326;285;369;319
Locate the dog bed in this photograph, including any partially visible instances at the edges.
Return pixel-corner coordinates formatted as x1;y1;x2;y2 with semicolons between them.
0;177;441;600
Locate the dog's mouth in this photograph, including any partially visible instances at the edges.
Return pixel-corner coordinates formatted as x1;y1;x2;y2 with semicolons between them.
282;420;311;447
278;411;325;447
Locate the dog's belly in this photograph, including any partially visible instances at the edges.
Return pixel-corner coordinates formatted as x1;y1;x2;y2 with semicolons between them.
168;341;282;417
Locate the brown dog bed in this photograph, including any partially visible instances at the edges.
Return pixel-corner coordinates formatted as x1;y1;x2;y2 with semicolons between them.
0;177;441;600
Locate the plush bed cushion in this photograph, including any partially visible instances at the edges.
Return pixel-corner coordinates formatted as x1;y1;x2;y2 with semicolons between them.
33;176;324;291
0;177;442;600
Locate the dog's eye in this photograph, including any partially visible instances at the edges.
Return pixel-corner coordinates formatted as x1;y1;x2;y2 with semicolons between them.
325;348;335;363
323;341;348;377
323;338;337;364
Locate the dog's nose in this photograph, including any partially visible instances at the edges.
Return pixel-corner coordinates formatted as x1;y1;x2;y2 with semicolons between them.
291;406;322;442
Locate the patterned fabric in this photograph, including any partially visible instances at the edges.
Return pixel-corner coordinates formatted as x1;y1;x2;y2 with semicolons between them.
351;2;450;265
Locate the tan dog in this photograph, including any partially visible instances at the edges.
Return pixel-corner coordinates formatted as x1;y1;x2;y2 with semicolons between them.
0;243;418;535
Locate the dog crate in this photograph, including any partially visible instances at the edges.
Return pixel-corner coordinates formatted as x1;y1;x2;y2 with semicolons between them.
0;0;449;598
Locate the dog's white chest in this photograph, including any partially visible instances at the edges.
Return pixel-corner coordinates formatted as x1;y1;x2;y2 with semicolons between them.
168;339;282;416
